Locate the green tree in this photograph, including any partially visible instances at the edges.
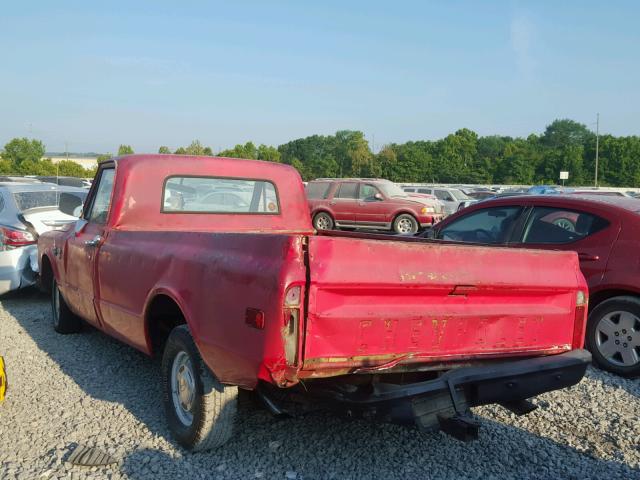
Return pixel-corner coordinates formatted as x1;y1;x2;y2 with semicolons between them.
158;146;171;154
257;144;281;162
3;138;46;165
541;119;593;149
185;140;206;155
56;160;90;177
97;153;112;163
174;147;187;154
117;145;134;155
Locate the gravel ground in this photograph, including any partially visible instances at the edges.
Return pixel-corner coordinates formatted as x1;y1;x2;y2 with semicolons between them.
0;289;638;480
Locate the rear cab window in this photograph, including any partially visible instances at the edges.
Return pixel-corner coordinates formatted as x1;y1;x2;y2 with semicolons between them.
163;176;280;214
521;207;609;244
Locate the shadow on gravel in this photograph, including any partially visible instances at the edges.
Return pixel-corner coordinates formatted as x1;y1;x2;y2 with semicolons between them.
4;289;640;480
584;367;640;400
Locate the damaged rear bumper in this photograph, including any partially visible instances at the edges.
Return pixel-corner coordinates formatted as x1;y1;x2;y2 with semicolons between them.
305;349;591;440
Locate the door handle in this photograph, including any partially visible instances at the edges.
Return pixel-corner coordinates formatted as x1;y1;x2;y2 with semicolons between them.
578;252;599;262
85;235;103;247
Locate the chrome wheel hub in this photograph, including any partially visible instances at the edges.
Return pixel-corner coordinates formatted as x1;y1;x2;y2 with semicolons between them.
171;351;196;426
595;310;640;367
316;215;330;230
397;218;413;234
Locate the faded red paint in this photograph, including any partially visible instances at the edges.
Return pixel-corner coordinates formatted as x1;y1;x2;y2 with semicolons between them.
38;155;588;391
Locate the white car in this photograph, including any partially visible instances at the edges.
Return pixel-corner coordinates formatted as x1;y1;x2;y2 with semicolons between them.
0;183;87;295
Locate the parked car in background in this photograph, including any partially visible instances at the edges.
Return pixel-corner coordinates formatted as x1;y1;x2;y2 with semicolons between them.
306;178;443;234
0;176;43;183
527;185;561;195
39;155;590;450
0;183;86;295
467;190;496;201
36;176;92;189
401;185;476;216
421;194;640;377
566;189;631;197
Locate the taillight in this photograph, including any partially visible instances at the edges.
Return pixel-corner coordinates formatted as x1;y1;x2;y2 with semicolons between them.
283;285;302;366
0;227;37;249
572;290;588;348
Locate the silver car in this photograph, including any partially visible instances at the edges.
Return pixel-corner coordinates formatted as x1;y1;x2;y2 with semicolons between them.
401;185;476;216
0;183;86;295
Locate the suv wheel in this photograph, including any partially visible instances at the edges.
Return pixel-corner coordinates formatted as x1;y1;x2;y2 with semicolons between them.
313;212;334;231
393;214;418;235
587;296;640;377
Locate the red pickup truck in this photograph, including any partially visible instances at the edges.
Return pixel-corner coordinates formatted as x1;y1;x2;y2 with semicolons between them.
38;155;591;451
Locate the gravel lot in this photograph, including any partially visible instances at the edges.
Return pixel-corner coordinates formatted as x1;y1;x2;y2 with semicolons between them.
0;289;638;480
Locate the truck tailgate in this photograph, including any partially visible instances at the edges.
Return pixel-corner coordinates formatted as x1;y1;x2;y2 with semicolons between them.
303;235;585;373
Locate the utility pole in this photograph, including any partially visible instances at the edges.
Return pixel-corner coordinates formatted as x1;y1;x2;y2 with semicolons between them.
594;113;599;187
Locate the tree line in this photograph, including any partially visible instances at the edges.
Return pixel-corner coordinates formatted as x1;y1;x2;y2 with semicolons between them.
3;119;639;185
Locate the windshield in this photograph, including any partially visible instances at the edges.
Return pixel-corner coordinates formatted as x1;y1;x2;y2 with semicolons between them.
13;191;87;216
378;183;409;198
450;189;471;200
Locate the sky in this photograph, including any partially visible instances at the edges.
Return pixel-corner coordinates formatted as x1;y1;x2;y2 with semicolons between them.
1;1;639;153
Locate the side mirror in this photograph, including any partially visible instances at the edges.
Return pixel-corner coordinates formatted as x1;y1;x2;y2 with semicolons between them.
374;193;384;201
74;218;88;235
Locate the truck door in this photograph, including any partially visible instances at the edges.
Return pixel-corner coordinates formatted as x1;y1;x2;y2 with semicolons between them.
63;166;115;327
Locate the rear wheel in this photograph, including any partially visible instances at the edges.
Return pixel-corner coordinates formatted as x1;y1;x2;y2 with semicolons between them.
162;325;238;451
313;212;334;231
393;214;419;235
52;278;81;334
587;296;640;377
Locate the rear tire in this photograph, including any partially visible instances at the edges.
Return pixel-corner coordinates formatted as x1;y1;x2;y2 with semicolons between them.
393;214;419;235
586;296;640;377
162;325;238;451
313;212;334;231
52;278;82;334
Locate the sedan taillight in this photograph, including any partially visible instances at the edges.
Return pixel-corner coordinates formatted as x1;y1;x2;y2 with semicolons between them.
0;227;37;249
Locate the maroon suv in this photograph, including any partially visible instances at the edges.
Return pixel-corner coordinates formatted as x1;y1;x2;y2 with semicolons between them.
421;194;640;377
306;179;444;234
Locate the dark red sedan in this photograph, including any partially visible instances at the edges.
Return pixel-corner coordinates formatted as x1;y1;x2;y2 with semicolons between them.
422;194;640;377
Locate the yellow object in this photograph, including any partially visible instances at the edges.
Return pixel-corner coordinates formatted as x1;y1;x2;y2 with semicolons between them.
0;356;6;402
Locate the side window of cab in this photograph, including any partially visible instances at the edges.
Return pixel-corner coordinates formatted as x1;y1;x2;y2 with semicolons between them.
85;168;116;224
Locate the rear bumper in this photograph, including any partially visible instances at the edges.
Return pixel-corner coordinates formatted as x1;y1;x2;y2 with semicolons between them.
328;349;590;406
